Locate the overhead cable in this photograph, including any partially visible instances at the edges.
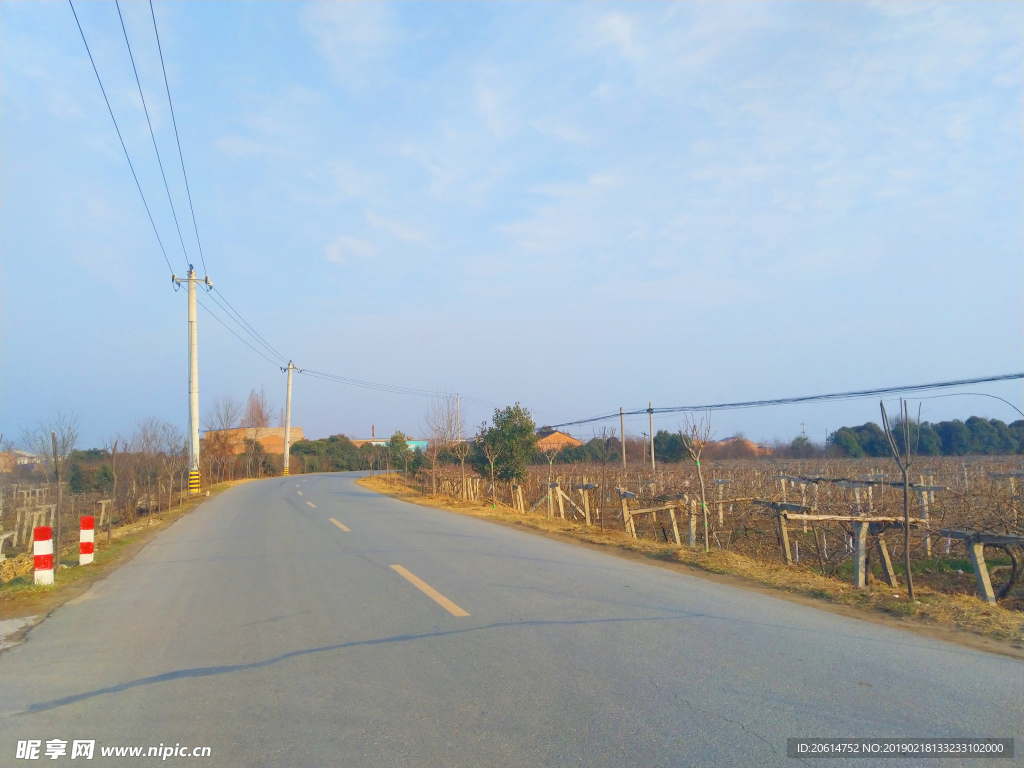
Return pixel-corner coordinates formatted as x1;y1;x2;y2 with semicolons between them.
115;0;191;271
546;373;1024;429
69;0;174;274
148;0;207;276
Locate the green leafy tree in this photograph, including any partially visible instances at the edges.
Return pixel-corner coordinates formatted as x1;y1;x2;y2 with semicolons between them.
490;403;537;482
935;419;972;455
388;431;412;476
789;435;815;458
828;427;864;458
653;430;686;462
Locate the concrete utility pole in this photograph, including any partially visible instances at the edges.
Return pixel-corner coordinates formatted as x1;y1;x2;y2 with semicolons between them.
648;403;656;472
281;361;302;476
172;266;211;495
620;407;626;469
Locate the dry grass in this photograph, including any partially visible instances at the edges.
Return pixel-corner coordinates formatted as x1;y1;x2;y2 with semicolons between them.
359;475;1024;649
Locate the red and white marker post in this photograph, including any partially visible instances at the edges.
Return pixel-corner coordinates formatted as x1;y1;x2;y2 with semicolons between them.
34;526;54;585
79;515;95;566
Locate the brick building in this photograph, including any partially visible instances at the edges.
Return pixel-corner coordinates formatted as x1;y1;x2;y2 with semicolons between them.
535;429;583;453
204;427;305;455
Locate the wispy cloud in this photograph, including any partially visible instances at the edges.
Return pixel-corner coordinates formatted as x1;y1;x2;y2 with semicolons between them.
301;2;396;87
325;235;377;264
366;212;428;244
216;135;291;157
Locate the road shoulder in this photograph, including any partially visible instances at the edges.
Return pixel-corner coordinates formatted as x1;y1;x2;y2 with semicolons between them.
0;480;250;651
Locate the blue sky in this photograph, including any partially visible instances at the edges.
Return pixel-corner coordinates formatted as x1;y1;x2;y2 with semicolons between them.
2;1;1021;447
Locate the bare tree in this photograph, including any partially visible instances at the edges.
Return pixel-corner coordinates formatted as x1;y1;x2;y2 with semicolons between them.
244;387;273;429
478;422;503;510
21;410;79;486
542;446;559;517
22;411;78;568
450;397;472;500
680;414;713;552
243;387;274;478
423;395;458;495
159;423;188;514
205;394;243;432
881;399;921;600
135;418;161;524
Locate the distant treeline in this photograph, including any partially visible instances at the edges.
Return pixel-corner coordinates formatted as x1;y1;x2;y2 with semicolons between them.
53;415;1024;491
289;434;428;473
827;417;1024;458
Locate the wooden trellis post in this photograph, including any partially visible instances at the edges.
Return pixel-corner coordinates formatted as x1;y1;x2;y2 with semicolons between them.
618;488;637;538
574;483;597;526
752;500;815;567
940;529;1024;604
872;527;899;588
667;506;681;546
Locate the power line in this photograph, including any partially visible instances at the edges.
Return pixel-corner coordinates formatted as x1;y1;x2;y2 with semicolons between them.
210;287;289;364
72;1;501;411
913;391;1024;420
299;369;452;398
148;0;207;276
145;1;287;365
115;0;190;271
69;0;174;274
203;289;288;365
547;373;1024;429
298;369;500;409
180;286;282;368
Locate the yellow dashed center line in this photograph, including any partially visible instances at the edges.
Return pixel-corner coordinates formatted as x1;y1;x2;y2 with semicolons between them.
297;491;303;496
306;501;316;508
329;518;350;532
390;565;470;617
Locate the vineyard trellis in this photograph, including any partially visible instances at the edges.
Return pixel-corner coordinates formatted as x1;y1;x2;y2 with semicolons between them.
402;454;1024;609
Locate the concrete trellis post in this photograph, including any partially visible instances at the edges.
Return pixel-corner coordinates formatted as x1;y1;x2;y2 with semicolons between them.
688;498;697;547
712;480;731;526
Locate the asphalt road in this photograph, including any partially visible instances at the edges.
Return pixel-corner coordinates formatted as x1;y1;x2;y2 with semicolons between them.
2;473;1021;767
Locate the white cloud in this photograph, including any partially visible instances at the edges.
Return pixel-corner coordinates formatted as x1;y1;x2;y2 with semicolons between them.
325;235;377;264
216;135;291;157
595;13;637;58
301;2;396;87
366;212;428;244
474;69;519;139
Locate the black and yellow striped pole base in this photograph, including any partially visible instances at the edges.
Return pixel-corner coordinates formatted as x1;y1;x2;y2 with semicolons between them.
188;470;201;495
282;466;290;476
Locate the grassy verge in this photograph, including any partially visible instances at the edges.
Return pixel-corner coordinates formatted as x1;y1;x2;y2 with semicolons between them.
358;475;1024;652
1;480;248;613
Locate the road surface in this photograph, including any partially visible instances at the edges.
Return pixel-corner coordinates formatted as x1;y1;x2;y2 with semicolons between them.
2;474;1020;767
